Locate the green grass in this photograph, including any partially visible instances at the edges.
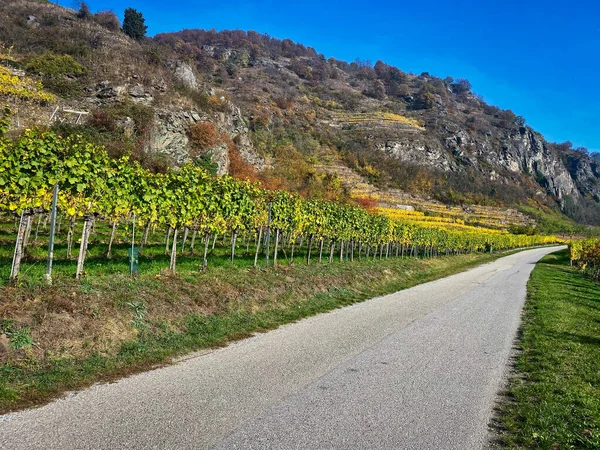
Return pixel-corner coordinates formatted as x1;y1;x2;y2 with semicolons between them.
0;216;276;284
494;250;600;449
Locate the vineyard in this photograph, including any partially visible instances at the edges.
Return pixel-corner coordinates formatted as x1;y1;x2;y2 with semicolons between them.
569;238;600;280
335;112;425;130
315;162;537;231
0;127;563;284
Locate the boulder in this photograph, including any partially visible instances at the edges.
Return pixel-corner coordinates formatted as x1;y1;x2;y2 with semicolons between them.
96;81;124;99
128;84;146;98
173;62;197;90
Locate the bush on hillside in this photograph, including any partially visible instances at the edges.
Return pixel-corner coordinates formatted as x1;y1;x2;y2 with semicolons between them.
411;88;435;110
24;53;87;77
188;122;220;151
451;78;472;94
93;11;120;31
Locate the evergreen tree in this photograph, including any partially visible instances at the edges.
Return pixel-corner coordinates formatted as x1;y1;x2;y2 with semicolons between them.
123;8;147;40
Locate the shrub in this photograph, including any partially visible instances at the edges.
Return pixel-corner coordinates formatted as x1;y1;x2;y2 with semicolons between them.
109;102;154;134
451;78;472;94
93;10;121;31
0;320;33;350
88;110;117;132
173;82;228;113
139;151;174;174
496;109;517;129
8;328;33;350
24;53;87;77
363;80;386;100
273;94;295;110
42;77;84;99
289;58;313;79
193;154;219;175
411;88;435;110
0;66;54;104
228;142;260;182
354;196;378;210
188;122;220;151
23;52;87;99
0;106;11;137
143;45;166;67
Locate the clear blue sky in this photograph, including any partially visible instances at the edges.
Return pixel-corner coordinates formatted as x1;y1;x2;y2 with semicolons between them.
59;0;600;152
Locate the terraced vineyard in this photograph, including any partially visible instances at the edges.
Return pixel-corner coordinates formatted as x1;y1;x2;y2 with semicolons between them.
334;111;425;130
315;161;536;230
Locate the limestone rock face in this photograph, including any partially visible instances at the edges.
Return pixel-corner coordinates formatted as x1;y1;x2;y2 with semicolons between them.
128;84;146;98
379;137;455;172
173;61;197;90
378;122;588;206
205;143;230;175
221;104;265;171
150;102;264;175
565;154;600;201
96;81;124;99
151;109;197;165
481;129;578;200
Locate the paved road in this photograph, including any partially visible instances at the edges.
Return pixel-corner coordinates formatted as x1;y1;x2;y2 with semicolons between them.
0;246;563;449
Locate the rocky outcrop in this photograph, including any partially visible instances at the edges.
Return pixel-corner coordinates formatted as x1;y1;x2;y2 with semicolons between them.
151;109;198;165
91;81;153;105
565;154;600;201
378;122;595;208
497;129;578;200
216;104;265;170
172;61;197;90
150;103;264;175
84;74;263;175
378;135;455;172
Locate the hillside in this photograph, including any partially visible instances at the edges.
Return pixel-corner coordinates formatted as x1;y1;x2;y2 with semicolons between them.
1;0;599;229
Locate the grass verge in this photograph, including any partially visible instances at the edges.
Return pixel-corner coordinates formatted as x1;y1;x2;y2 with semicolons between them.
493;250;600;449
1;249;521;414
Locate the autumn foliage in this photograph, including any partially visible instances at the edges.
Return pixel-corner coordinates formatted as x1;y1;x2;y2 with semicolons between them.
354;196;378;210
188;122;220;155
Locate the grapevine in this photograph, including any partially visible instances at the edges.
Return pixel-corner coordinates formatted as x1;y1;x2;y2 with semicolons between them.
0;129;564;279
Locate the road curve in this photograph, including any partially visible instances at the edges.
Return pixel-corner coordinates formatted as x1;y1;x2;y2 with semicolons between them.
0;246;564;449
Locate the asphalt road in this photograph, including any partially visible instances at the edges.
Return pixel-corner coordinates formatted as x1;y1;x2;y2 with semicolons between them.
0;246;564;449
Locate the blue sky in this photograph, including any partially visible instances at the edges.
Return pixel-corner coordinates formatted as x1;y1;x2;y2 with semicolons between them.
60;0;600;152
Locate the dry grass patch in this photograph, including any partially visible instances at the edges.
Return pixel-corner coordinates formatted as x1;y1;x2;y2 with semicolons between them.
0;249;519;413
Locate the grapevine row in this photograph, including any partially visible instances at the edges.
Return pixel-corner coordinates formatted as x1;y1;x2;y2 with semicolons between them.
0;130;562;280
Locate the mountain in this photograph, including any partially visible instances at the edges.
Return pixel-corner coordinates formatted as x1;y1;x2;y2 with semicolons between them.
1;0;599;228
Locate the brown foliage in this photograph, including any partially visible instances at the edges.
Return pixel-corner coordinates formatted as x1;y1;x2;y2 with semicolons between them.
288;58;312;80
227;141;260;182
188;122;220;152
93;11;121;31
363;80;386;100
88;110;117;132
273;93;295;110
354;196;378;210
